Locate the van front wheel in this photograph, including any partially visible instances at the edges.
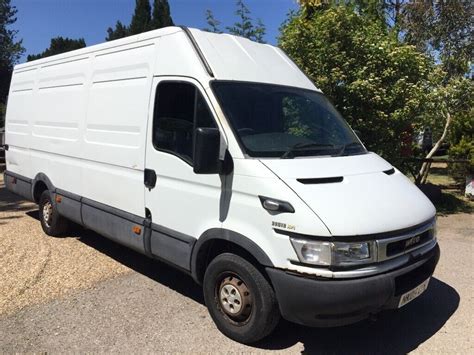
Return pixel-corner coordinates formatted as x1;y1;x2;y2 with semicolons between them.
38;190;68;237
203;253;280;344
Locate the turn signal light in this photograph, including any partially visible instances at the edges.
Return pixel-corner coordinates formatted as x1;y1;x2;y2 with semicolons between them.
133;226;142;235
258;196;295;213
55;195;62;203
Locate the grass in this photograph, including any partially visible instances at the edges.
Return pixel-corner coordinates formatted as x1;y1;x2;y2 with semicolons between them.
426;165;456;187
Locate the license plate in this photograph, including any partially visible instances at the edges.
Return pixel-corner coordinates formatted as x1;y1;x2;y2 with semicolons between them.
398;278;430;308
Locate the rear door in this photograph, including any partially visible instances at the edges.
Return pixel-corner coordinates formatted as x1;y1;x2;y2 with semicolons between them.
144;77;222;270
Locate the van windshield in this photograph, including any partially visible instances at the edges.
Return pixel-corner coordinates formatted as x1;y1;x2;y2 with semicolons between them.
211;81;366;158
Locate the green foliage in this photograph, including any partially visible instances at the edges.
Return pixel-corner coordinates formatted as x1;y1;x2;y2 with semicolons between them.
0;0;23;67
420;74;474;146
106;20;129;41
299;0;394;29
401;0;473;78
0;0;24;104
433;1;473;77
450;109;474;154
204;10;222;33
150;0;173;29
129;0;151;35
279;6;432;166
106;0;173;41
449;137;474;187
26;37;86;61
300;1;473;78
252;18;266;43
204;1;266;43
226;0;266;43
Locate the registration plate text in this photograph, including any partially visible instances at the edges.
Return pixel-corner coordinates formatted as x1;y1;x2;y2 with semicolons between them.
398;278;430;308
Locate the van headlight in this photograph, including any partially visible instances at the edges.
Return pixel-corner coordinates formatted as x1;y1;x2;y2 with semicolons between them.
290;238;376;267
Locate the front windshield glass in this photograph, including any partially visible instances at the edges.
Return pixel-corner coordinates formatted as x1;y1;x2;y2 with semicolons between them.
211;81;366;158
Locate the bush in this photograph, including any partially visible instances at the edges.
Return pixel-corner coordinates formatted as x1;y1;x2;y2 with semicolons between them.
448;137;474;188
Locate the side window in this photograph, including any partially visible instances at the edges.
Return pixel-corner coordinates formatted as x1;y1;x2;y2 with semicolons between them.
153;82;216;164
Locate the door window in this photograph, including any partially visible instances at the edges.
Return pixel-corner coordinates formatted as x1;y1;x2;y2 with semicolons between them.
153;82;216;164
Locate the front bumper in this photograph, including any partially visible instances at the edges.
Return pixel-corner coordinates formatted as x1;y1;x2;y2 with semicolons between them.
266;243;440;327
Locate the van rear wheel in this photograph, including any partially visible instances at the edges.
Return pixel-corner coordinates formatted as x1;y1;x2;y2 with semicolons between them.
38;190;69;236
203;253;280;344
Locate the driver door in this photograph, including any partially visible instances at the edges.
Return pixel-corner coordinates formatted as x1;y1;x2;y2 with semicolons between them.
144;77;222;270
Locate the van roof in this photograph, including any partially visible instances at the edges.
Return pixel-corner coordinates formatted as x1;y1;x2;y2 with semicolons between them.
15;26;317;91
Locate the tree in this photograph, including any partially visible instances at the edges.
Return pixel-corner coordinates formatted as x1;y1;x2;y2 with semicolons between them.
226;0;266;43
0;0;24;112
397;0;473;183
204;9;222;33
27;37;86;61
129;0;152;35
150;0;173;29
204;1;266;42
279;6;432;167
415;73;473;184
106;0;174;41
106;20;129;41
401;0;473;78
253;18;266;43
298;0;385;25
299;0;473;76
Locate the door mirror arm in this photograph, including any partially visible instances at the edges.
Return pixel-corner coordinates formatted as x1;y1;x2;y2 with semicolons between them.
220;150;234;175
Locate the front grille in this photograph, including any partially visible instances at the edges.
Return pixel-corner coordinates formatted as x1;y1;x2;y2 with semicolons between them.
386;230;433;257
375;218;436;262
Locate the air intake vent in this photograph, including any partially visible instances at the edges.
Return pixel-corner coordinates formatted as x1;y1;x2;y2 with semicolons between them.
297;177;343;184
383;168;395;175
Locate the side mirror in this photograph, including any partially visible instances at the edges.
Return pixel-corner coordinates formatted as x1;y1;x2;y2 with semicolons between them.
193;127;221;174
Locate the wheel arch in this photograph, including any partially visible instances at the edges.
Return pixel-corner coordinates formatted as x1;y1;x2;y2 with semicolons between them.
191;228;274;284
32;173;55;203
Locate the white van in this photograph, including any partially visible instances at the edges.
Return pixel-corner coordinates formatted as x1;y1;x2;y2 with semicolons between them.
3;27;439;344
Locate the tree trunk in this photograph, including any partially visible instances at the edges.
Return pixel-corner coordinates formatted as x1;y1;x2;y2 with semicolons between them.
416;111;453;185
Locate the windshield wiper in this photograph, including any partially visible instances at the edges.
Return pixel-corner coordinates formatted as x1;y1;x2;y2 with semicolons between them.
281;143;337;159
334;141;364;156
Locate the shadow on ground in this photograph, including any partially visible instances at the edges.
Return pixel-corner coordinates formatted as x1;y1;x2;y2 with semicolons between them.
0;183;36;224
256;277;459;353
434;191;473;216
24;209;460;354
0;185;32;211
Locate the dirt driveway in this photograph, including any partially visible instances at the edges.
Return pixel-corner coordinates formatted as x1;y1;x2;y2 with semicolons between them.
0;175;472;353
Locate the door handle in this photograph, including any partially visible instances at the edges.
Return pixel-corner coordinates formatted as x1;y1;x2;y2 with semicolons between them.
144;169;157;189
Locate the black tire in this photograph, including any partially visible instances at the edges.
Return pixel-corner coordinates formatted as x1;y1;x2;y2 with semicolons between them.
38;190;69;236
203;253;280;344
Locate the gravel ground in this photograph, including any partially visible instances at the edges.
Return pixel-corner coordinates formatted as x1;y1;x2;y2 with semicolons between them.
0;175;472;353
0;176;130;316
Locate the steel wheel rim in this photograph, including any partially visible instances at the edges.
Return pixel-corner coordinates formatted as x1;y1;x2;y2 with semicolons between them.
42;200;53;228
217;274;252;323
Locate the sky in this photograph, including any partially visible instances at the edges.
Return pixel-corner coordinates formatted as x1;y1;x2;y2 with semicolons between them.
12;0;299;63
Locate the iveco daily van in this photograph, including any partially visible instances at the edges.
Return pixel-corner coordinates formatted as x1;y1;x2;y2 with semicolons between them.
3;27;440;344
